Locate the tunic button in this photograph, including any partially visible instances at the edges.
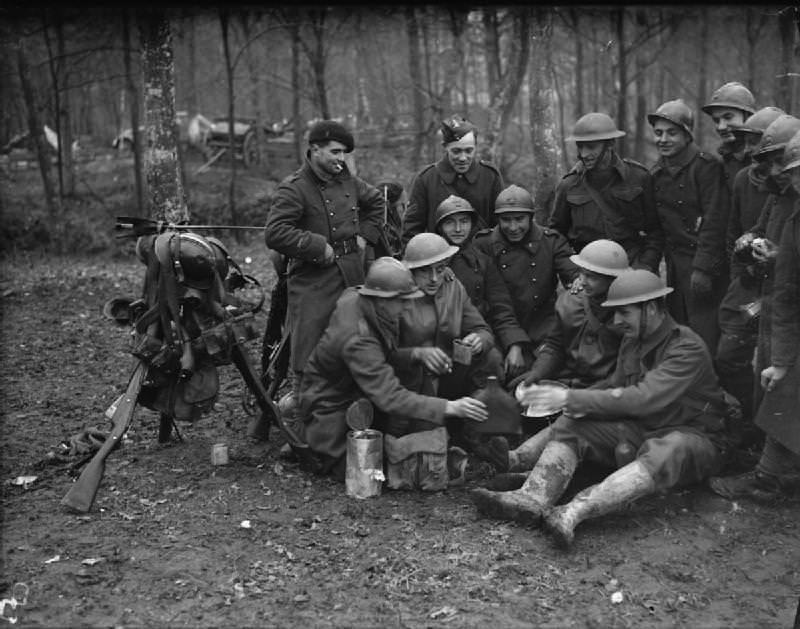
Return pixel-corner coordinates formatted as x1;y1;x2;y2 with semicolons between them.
332;227;337;232
530;262;536;267
677;200;683;205
325;199;331;204
345;193;350;197
502;264;508;269
531;278;537;283
501;249;507;255
330;212;335;216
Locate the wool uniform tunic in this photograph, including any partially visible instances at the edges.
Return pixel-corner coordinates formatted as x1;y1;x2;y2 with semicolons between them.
265;158;384;372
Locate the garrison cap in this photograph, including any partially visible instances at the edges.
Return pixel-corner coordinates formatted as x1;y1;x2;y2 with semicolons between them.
441;115;477;144
308;120;355;153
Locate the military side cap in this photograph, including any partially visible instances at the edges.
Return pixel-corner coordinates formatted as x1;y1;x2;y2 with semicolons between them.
308;120;354;153
494;184;535;214
441;115;477;144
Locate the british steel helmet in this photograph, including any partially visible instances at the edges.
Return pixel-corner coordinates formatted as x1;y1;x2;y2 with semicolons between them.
752;114;800;160
733;106;786;136
702;82;756;116
434;195;476;228
494;184;535;215
570;239;631;277
358;257;423;299
402;233;459;269
781;130;800;173
602;269;673;307
567;113;626;142
648;99;694;140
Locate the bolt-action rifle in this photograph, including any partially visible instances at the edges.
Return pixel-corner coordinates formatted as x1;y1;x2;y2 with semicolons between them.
115;216;265;239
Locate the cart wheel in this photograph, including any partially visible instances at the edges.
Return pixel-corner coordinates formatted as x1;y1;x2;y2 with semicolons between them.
242;130;260;168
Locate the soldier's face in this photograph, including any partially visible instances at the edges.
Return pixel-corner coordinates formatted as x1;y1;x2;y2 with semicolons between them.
580;270;614;299
768;155;791;189
439;212;473;246
789;166;800;195
412;261;448;295
709;107;747;143
445;137;477;173
310;140;348;176
613;304;644;339
498;212;532;243
652;120;690;158
742;132;763;154
576;140;612;170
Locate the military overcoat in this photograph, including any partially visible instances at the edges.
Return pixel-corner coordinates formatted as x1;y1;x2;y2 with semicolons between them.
264;159;384;371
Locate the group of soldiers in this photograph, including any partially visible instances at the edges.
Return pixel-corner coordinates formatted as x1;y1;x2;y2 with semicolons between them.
261;81;800;548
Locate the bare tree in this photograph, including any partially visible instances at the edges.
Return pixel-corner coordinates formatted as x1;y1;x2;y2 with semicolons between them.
122;10;144;215
219;9;241;235
138;11;189;223
777;6;798;113
405;6;425;171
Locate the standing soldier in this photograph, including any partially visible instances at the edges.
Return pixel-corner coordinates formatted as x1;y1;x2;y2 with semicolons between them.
550;112;664;273
648;99;730;353
264;120;384;435
701;82;757;187
710;129;800;501
473;185;580;368
402;115;504;246
715;106;785;431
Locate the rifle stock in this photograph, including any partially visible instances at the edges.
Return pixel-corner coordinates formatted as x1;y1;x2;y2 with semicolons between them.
61;361;147;513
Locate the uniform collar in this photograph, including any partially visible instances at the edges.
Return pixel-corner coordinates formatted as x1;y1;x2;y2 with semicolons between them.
488;222;543;253
436;156;480;184
303;152;350;184
570;151;626;185
639;313;676;357
655;143;699;174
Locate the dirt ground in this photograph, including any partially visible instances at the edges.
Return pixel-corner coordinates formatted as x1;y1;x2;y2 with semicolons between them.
1;156;799;628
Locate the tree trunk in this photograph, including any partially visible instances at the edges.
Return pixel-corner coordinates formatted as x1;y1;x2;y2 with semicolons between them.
54;19;74;196
138;11;189;223
570;8;584;119
405;6;425;171
185;14;198;114
305;9;330;119
634;49;647;162
696;8;710;147
528;9;561;226
17;37;59;216
614;8;628;157
239;12;267;169
219;10;240;236
123;10;144;215
777;7;797;113
41;16;64;203
421;11;438;163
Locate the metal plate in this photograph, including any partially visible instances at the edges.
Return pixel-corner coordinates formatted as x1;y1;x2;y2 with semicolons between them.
515;379;568;418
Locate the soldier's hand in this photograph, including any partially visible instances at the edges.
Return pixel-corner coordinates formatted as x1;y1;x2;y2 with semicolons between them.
461;332;483;355
518;383;568;410
443;266;456;282
412;347;452;375
690;269;712;295
445;397;488;422
750;238;778;262
569;275;584;295
322;243;335;265
760;365;788;392
504;344;525;379
356;234;366;250
734;232;756;253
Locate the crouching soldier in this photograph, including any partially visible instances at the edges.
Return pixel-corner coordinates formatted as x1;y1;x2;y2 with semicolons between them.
298;257;488;479
472;270;737;548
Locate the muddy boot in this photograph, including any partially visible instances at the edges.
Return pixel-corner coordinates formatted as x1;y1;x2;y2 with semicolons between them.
708;469;788;502
487;472;529;491
470;441;578;527
509;425;554;472
543;460;655;549
471;436;510;471
448;446;469;486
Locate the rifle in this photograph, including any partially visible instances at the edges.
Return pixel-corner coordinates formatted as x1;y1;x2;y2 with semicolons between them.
61;361;147;513
376;185;402;258
115;216;266;239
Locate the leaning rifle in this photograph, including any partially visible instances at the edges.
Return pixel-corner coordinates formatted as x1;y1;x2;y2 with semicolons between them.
115;216;265;239
61;360;147;513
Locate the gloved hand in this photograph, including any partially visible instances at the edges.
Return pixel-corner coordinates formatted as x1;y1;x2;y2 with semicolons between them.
690;269;712;295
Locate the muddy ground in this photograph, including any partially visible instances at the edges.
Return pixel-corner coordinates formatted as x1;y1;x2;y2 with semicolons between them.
1;155;799;628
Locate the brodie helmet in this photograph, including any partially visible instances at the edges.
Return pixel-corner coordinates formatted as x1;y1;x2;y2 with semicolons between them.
403;233;459;269
567;113;626;142
602;269;673;308
570;239;631;277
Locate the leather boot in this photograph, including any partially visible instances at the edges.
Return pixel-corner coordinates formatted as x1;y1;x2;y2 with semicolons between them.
509;425;554;472
708;469;789;502
487;472;528;491
470;436;510;471
543;460;655;549
471;441;578;527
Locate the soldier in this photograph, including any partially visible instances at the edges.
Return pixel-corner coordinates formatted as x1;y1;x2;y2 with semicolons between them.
550;112;664;273
715;106;786;432
472;270;735;549
701;82;757;187
264;120;384;435
648;99;730;353
710;130;800;500
473;184;580;367
491;240;632;476
433;194;530;382
402;115;504;246
298;257;488;478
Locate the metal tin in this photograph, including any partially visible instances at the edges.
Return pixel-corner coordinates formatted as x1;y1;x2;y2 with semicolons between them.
346;429;383;499
211;443;229;466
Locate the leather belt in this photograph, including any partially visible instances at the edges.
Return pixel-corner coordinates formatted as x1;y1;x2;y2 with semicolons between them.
332;235;359;257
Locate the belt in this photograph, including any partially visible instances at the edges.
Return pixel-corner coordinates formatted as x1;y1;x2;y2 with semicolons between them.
332;235;359;257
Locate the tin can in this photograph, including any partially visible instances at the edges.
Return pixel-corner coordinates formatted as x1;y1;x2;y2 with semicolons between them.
346;429;383;499
211;443;229;466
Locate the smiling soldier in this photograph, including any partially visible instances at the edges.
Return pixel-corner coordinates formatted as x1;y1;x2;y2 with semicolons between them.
702;82;757;187
402;115;504;247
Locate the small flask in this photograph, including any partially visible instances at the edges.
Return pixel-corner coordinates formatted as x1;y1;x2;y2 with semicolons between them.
472;376;522;435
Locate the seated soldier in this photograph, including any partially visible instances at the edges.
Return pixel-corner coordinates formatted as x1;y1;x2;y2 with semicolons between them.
491;239;631;477
472;270;736;549
473;184;580;371
433;194;530;383
298;257;488;478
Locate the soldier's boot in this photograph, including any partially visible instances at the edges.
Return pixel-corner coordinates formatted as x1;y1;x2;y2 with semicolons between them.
487;472;529;491
509;425;555;472
470;441;578;527
470;436;511;471
543;460;655;549
708;469;791;502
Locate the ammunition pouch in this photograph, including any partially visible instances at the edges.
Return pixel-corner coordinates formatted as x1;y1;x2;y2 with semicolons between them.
384;427;449;491
139;359;219;422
